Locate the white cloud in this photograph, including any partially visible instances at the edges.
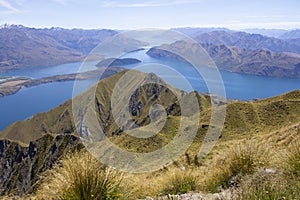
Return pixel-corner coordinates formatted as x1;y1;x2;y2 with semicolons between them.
102;0;202;8
0;0;18;12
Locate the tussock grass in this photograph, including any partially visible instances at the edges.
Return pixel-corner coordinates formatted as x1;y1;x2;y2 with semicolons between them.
236;172;300;200
236;137;300;200
204;140;271;192
159;168;199;195
36;152;129;200
284;137;300;177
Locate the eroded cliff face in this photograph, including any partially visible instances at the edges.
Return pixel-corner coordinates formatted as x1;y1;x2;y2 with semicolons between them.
0;134;83;195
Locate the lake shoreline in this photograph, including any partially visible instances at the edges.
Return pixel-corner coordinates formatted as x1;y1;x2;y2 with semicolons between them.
0;67;123;97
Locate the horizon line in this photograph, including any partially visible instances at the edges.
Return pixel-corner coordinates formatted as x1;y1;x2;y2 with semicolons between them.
1;23;300;31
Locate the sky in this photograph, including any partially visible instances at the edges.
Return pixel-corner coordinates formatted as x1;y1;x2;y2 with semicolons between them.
0;0;299;30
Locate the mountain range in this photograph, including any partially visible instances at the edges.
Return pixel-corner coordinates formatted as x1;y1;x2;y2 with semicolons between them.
174;27;300;40
0;25;117;72
1;25;300;198
1;25;300;78
147;40;300;78
194;31;300;54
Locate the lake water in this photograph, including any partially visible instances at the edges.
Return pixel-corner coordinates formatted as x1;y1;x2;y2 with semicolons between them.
122;49;300;100
0;81;92;130
1;50;300;130
1;61;98;79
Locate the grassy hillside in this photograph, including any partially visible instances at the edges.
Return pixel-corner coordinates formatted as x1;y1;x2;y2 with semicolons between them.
2;70;300;146
223;90;300;138
0;70;208;145
0;70;300;198
4;115;298;199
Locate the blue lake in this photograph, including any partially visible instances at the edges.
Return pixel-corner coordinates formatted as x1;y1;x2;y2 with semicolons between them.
1;61;98;79
122;49;300;100
0;50;300;131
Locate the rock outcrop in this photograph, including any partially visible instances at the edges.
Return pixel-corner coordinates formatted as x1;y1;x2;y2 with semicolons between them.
0;134;83;195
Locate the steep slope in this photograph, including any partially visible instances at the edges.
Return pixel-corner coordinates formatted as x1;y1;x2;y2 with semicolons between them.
0;134;83;195
147;41;300;77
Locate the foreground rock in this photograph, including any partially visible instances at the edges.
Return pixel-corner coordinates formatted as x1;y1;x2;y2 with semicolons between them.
147;191;232;200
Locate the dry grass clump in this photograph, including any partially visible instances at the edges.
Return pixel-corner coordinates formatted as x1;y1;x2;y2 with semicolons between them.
36;152;129;200
159;168;199;195
284;137;300;177
236;172;300;200
236;137;300;200
204;140;271;192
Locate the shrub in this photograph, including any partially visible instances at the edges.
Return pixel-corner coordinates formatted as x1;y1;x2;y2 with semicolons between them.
160;169;198;195
37;152;127;200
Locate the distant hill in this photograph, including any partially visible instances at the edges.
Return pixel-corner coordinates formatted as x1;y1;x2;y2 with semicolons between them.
40;27;118;54
202;43;300;77
242;28;300;40
96;58;141;67
146;41;300;78
279;29;300;39
242;28;289;38
194;31;300;54
0;25;118;72
171;27;233;37
2;25;300;75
